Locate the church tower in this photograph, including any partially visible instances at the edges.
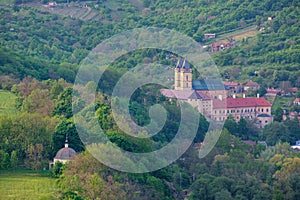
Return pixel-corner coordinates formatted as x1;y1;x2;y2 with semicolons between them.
174;58;192;90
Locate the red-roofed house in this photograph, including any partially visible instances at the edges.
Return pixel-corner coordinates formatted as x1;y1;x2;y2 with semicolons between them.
266;88;280;96
48;1;57;7
204;33;216;39
294;98;300;105
211;96;272;127
289;87;298;94
244;80;260;92
224;81;242;94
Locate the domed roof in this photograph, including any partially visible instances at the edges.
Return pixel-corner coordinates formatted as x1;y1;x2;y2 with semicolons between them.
257;113;271;118
54;147;76;160
54;139;76;160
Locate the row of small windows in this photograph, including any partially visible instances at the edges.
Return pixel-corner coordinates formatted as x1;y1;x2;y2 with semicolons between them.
215;108;269;114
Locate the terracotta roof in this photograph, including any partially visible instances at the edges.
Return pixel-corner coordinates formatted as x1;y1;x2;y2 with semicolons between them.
195;91;211;100
224;81;239;87
294;98;300;103
161;89;194;100
212;98;227;109
211;42;220;48
226;97;271;108
161;89;211;101
289;87;298;92
266;88;280;94
245;80;259;87
213;97;271;109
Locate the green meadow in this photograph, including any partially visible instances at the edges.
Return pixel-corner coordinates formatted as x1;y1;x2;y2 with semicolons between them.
0;90;19;117
0;170;57;200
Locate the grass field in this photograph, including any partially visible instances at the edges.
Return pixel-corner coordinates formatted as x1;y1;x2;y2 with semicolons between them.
0;90;19;117
215;25;259;43
272;96;294;112
0;170;57;200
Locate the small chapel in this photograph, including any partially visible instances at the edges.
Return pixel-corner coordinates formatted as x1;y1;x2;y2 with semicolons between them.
49;137;76;169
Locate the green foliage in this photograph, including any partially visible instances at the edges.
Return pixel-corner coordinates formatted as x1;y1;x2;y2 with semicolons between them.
52;118;84;154
224;115;238;135
0;113;57;167
261;119;300;146
273;107;283;122
0;151;10;170
10;150;18;170
52;87;84;118
52;161;64;178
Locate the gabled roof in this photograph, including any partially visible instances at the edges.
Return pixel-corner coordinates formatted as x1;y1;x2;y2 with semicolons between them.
175;58;190;69
160;89;194;100
294;98;300;103
224;81;240;87
289;87;298;92
266;88;280;94
212;98;227;109
160;89;211;101
192;79;225;90
245;80;259;87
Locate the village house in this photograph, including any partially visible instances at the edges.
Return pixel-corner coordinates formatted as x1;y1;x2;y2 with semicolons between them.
204;33;216;39
291;140;300;151
266;88;280;96
161;58;273;127
244;80;260;92
211;42;235;52
224;81;242;95
294;98;300;105
48;1;57;7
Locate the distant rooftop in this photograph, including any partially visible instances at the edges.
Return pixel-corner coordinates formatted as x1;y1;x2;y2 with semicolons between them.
192;79;225;90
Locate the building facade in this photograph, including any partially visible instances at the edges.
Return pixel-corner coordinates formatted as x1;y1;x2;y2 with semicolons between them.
161;58;273;127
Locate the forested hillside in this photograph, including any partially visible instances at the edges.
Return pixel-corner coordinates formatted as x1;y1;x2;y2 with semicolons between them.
0;0;300;199
1;0;299;86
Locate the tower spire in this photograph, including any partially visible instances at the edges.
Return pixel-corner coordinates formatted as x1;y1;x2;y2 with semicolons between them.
65;135;69;148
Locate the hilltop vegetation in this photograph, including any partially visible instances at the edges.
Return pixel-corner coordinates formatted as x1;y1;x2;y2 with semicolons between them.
0;0;299;88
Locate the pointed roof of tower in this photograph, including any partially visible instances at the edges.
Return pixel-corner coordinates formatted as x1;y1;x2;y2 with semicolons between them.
175;57;191;69
176;57;183;68
182;57;190;69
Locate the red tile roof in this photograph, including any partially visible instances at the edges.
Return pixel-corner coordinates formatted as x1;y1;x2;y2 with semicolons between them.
294;98;300;103
224;81;239;87
266;88;280;94
195;91;211;100
227;97;271;108
213;98;227;109
213;97;271;109
160;89;193;100
160;89;212;101
289;87;298;92
245;80;260;87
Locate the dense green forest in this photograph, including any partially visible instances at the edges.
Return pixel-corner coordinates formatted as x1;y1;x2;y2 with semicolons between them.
0;0;300;199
